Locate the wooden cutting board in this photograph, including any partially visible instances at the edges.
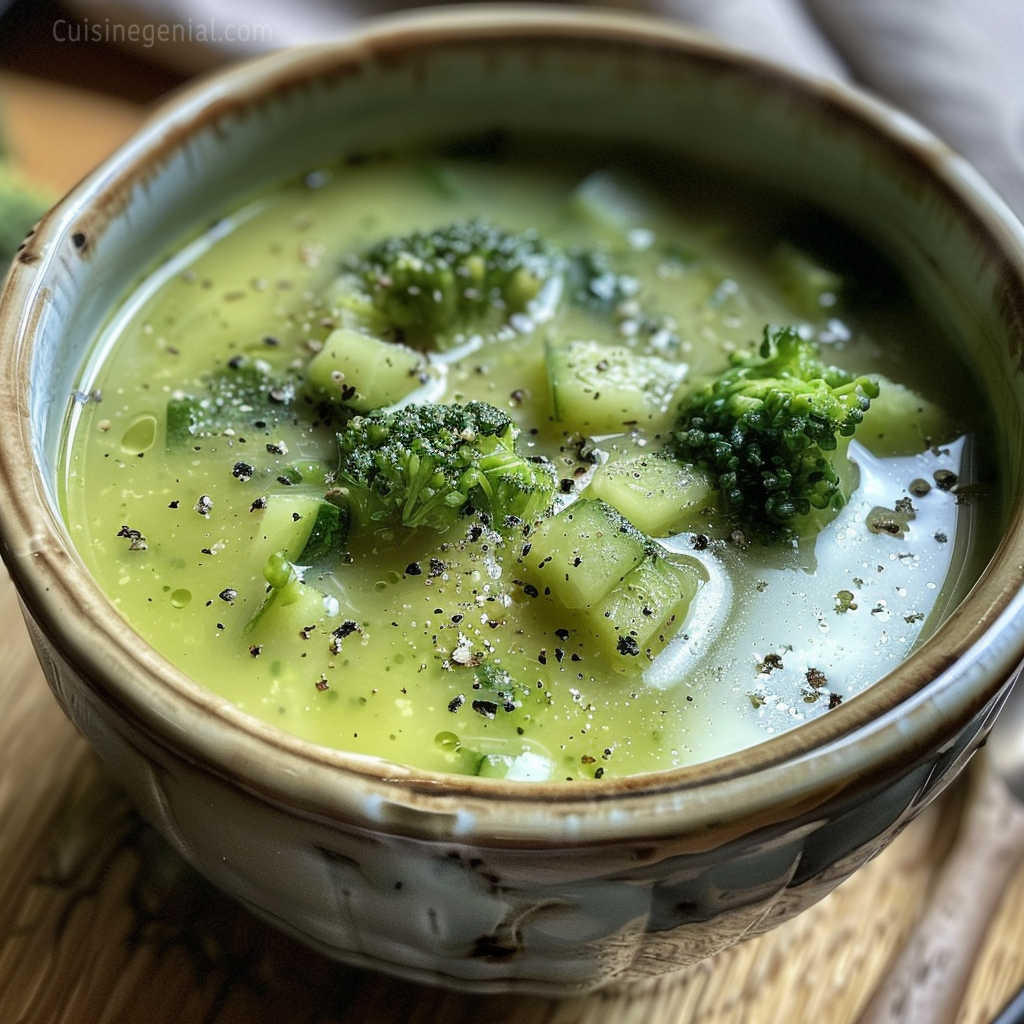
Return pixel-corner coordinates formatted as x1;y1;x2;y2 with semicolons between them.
1;68;1022;1024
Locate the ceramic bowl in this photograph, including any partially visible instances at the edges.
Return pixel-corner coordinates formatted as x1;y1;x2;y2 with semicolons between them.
3;5;1024;996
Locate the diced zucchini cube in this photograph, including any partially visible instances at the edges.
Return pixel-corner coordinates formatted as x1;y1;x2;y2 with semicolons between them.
569;169;652;234
858;376;955;456
244;572;339;641
248;493;347;569
521;498;648;609
591;555;701;659
547;338;686;433
770;243;843;321
587;454;717;536
307;327;427;411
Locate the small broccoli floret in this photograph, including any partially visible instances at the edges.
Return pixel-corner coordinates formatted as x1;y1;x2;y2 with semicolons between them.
672;325;879;543
341;218;565;347
333;400;557;533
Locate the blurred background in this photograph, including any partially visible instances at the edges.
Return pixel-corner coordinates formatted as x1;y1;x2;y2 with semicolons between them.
0;0;1021;210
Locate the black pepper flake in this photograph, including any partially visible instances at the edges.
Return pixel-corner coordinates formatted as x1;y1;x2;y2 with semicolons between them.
276;475;294;486
471;699;499;719
116;525;148;551
168;500;179;509
249;644;262;657
933;469;958;491
934;531;949;543
232;461;254;481
759;653;784;673
448;694;466;712
806;667;827;689
692;533;709;551
429;558;446;577
219;588;238;603
332;620;359;639
828;692;844;709
250;496;268;512
405;561;423;576
555;628;570;641
594;767;605;779
616;636;640;657
316;676;330;692
266;441;288;455
522;583;539;599
194;494;213;515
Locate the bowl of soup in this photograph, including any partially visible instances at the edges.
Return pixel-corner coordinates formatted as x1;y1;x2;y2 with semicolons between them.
2;5;1023;995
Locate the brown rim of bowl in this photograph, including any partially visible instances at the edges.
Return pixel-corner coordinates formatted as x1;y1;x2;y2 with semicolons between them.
2;5;1024;844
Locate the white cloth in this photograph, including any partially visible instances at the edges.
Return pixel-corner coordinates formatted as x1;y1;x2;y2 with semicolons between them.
61;0;1024;219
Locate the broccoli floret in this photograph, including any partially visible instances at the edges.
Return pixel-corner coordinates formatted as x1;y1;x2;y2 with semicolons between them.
333;400;557;533
339;218;565;347
672;325;879;542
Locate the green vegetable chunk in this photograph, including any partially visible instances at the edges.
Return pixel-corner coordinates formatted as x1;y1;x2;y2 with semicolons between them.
248;493;349;569
334;400;557;533
547;338;686;433
857;375;956;457
672;325;878;543
769;243;843;321
306;327;429;411
590;554;701;659
521;498;648;609
521;498;700;660
339;218;566;348
587;453;716;536
244;552;340;640
165;356;294;451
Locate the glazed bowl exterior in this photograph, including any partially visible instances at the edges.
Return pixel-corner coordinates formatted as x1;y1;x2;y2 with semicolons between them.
2;6;1024;995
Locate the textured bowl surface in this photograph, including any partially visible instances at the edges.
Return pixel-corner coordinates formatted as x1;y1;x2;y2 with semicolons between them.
3;5;1024;995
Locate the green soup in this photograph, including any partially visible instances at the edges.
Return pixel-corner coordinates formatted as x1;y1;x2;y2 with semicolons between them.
60;136;997;780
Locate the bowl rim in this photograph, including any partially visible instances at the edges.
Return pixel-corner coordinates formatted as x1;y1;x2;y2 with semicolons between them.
3;2;1024;846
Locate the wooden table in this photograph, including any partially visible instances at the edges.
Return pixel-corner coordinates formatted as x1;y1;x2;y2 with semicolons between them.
1;68;1023;1024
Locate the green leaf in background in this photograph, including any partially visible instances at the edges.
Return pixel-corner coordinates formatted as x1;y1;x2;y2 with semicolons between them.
0;161;52;265
0;98;54;266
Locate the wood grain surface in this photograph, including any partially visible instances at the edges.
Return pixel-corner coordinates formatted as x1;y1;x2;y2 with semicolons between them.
1;68;1023;1024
